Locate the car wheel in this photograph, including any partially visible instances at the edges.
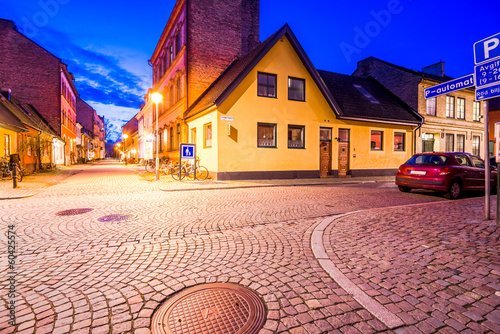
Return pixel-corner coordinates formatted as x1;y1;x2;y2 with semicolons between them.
398;186;411;193
444;181;461;199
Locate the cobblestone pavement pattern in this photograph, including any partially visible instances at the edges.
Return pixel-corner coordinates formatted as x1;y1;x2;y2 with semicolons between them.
0;161;498;333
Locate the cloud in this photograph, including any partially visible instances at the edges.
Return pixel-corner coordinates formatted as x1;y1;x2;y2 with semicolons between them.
30;27;148;109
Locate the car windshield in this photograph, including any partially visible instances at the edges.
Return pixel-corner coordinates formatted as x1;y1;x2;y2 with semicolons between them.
406;154;448;165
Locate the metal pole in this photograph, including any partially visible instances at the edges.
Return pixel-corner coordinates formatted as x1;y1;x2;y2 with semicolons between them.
12;163;17;189
155;103;159;181
484;100;490;220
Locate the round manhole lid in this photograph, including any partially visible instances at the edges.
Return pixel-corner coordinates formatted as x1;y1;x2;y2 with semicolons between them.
56;208;93;216
152;283;266;334
98;214;136;222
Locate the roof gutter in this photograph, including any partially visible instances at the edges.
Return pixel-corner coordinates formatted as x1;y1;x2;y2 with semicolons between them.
336;115;421;127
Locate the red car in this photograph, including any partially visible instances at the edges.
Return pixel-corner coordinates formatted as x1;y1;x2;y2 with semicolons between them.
395;152;497;199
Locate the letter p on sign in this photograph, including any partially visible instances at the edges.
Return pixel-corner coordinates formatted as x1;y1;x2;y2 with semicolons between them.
475;33;500;64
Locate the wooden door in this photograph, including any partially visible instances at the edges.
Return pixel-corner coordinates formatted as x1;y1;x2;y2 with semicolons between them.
338;129;350;177
319;128;332;177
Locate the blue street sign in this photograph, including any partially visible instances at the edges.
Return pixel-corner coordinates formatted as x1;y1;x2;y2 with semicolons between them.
476;82;500;101
424;74;474;99
180;143;195;159
474;32;500;65
475;58;500;88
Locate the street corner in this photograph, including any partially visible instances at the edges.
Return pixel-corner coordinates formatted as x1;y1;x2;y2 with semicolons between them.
313;198;500;333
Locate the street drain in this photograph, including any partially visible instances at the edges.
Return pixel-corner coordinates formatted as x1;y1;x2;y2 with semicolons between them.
152;283;266;334
98;214;136;222
55;208;93;216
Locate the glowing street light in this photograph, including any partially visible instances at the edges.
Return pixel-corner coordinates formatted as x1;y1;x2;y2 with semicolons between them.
151;92;163;181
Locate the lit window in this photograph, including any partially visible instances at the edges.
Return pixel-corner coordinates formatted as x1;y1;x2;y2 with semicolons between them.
257;72;277;98
204;123;212;148
354;84;379;104
426;97;436;116
288;77;305;101
473;101;481;122
446;96;455;118
445;134;454;152
472;136;480;156
394;132;405;151
370;131;383;150
457;134;465;152
191;128;196;144
257;123;276;147
4;134;11;156
457;98;465;119
288;125;305;148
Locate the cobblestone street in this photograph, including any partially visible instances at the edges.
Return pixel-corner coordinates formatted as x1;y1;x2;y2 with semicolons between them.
1;161;499;333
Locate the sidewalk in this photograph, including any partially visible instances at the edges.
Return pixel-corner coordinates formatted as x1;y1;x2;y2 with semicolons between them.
0;163;93;200
127;163;395;191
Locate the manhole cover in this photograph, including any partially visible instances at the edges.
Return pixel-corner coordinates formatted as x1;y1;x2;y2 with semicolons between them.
98;214;136;222
55;208;93;216
152;283;266;334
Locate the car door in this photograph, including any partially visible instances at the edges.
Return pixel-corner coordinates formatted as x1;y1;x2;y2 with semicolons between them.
454;154;478;190
469;155;494;190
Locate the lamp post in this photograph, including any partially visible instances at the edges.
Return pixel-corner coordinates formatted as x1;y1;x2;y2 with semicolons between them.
151;92;163;181
122;134;129;164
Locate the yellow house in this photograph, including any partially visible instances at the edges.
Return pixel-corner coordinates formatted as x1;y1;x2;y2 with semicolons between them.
184;25;423;180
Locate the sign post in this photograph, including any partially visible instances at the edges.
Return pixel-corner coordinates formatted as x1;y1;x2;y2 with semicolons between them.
180;143;196;180
474;32;500;223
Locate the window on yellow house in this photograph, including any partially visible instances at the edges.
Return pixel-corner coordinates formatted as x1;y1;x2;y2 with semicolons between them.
288;125;305;148
191;128;196;144
257;72;277;98
288;77;305;101
257;123;276;148
371;131;383;150
394;132;405;151
177;124;181;149
169;127;174;150
204;123;212;148
4;134;11;156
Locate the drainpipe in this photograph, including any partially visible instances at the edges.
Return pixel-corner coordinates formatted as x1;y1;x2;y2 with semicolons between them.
413;123;422;156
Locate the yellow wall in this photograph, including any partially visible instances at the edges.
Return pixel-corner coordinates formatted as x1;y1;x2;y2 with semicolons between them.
0;128;18;158
188;36;415;176
186;110;218;172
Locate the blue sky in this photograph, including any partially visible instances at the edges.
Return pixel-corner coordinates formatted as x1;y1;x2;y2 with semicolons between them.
1;0;498;141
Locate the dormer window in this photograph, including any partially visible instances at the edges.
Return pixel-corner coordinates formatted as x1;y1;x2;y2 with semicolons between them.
353;84;379;104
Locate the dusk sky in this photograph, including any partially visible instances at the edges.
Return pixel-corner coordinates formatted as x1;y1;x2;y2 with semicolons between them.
1;0;498;142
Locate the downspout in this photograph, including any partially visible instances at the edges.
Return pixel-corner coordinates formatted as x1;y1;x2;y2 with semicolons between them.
413;123;422;156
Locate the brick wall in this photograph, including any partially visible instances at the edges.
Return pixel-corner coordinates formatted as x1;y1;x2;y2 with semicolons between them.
186;0;259;106
0;19;62;136
76;97;95;136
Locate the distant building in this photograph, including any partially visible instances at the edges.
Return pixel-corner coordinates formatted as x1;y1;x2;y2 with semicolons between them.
354;57;484;158
0;18;77;165
136;0;259;161
76;97;106;160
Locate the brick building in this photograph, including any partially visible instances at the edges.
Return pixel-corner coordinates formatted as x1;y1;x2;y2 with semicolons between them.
135;0;259;162
0;18;77;165
76;97;106;160
354;57;484;158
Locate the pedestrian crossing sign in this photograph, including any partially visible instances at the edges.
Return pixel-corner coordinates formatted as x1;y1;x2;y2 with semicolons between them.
180;143;195;160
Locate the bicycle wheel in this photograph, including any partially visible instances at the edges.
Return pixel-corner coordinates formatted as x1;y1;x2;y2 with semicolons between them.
145;162;155;173
195;166;209;180
171;166;186;180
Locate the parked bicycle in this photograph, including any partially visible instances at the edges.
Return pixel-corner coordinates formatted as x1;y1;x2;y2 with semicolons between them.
0;156;23;182
171;158;209;180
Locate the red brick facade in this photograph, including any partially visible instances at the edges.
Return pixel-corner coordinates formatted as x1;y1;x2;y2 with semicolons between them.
0;19;64;137
186;0;260;105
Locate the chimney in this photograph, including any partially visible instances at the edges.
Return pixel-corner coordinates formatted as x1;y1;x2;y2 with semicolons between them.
1;88;11;100
422;61;445;77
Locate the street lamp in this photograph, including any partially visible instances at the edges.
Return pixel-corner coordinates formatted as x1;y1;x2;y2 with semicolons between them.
151;92;163;181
